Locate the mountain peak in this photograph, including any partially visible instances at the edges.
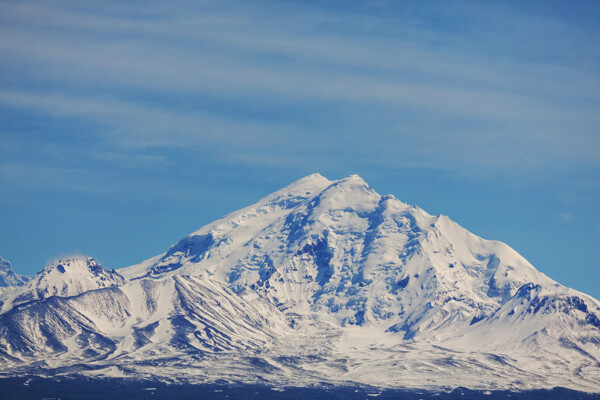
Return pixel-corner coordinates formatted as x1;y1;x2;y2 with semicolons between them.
331;173;370;189
38;255;125;288
123;173;558;328
114;174;600;391
0;256;124;314
43;255;100;274
275;173;331;195
303;172;326;181
344;173;365;181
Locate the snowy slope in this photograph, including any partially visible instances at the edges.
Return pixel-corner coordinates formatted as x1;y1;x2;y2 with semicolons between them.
0;257;29;295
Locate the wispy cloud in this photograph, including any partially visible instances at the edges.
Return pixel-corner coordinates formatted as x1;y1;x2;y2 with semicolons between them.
0;0;599;184
2;3;598;119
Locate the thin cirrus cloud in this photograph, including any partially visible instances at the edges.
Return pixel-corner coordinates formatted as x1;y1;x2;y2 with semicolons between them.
0;89;288;148
0;0;599;177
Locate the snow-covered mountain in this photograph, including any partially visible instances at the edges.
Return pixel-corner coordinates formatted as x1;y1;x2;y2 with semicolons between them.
0;257;29;295
0;174;599;392
122;174;597;339
0;256;125;314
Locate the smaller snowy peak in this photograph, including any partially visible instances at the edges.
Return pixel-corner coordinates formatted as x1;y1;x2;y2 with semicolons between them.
0;256;124;314
38;256;126;294
0;257;29;293
442;281;600;356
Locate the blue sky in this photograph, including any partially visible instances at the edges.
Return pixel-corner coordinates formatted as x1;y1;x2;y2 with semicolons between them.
0;0;599;299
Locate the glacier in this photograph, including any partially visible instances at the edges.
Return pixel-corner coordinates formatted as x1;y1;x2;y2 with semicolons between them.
0;173;599;392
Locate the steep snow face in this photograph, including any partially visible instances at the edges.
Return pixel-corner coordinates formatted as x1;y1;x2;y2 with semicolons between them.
0;257;29;294
122;174;560;336
0;275;289;365
0;256;124;314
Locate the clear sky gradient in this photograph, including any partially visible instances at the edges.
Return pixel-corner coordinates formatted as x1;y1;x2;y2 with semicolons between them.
1;1;599;299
